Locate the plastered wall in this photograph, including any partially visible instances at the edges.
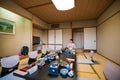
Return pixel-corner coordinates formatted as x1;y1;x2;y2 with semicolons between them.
0;8;31;57
97;0;120;64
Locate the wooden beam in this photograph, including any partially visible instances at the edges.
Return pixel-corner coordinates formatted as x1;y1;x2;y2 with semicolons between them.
26;2;52;9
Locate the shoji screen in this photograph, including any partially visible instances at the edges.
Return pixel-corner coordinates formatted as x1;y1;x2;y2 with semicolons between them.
48;30;55;50
55;30;62;50
56;30;62;44
84;28;96;50
48;30;54;44
48;30;62;50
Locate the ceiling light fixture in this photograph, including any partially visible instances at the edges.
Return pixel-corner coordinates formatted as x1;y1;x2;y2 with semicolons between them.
52;0;75;11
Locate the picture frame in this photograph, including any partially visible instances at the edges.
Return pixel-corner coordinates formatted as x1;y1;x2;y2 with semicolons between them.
0;18;15;34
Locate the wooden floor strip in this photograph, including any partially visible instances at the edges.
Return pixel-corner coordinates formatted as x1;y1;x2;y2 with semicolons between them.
77;72;99;79
83;52;101;79
77;64;95;73
90;65;101;79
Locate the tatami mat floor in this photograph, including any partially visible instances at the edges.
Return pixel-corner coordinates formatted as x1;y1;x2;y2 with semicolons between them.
76;51;110;80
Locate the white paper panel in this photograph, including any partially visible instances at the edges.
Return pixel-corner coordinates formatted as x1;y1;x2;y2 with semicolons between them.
55;30;62;44
55;45;62;50
84;28;96;50
48;45;55;50
48;30;54;44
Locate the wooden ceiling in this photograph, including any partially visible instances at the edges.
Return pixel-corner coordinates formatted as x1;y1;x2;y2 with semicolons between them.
12;0;114;24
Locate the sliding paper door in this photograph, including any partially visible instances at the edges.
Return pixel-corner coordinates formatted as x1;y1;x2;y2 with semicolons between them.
55;30;62;44
48;30;62;50
48;30;55;50
48;30;54;44
84;28;96;50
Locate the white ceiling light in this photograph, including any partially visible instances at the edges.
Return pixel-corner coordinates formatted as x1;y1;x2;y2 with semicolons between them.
52;0;75;11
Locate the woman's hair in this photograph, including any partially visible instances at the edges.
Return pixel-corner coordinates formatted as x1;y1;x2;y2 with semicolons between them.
70;39;73;42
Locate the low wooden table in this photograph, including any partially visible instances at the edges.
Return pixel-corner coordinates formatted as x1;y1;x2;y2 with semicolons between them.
25;54;76;80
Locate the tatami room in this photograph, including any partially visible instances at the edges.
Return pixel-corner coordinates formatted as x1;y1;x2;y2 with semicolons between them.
0;0;120;80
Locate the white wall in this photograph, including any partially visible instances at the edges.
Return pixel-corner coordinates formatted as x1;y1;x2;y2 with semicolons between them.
72;20;97;28
33;27;47;44
0;0;48;29
97;0;120;25
0;7;31;57
97;0;120;64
